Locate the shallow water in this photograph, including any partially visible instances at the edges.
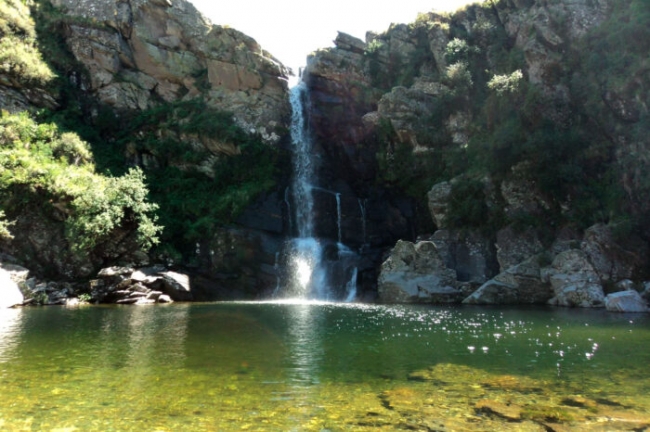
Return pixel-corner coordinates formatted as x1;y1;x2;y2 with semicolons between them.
0;302;649;431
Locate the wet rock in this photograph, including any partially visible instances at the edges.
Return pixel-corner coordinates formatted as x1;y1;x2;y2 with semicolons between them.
546;249;605;308
463;256;552;305
605;290;648;313
378;240;460;303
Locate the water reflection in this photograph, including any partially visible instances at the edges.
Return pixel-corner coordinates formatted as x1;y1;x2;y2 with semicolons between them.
0;308;22;363
282;302;326;409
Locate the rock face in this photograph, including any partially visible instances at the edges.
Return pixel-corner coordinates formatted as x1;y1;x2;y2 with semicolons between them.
378;240;460;303
463;256;552;305
431;229;497;285
50;0;290;142
301;0;650;304
546;249;605;308
0;268;24;308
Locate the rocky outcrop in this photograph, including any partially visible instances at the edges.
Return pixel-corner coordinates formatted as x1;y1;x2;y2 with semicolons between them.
90;266;188;303
605;289;649;313
581;223;648;282
0;267;23;308
431;229;496;284
495;226;544;273
51;0;290;143
427;181;452;229
378;240;460;303
546;249;605;308
463;255;552;305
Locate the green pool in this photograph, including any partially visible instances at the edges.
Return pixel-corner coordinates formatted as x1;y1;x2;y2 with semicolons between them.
1;302;649;431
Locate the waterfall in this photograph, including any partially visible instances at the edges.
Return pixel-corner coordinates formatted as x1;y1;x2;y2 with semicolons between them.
358;198;367;246
284;187;293;235
290;82;315;239
344;267;358;303
283;82;327;299
276;80;360;302
336;193;342;245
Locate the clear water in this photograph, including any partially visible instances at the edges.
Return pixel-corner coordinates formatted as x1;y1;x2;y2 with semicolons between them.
1;303;649;431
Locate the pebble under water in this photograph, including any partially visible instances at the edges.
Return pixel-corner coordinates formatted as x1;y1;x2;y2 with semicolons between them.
1;302;649;431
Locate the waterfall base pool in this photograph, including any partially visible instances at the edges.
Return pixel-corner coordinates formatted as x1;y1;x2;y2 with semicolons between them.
1;303;649;431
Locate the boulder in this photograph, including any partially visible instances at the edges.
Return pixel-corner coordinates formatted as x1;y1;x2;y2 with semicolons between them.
378;240;460;303
92;266;189;303
0;268;23;308
605;290;649;313
546;249;605;308
0;262;29;283
463;256;552;305
155;271;192;301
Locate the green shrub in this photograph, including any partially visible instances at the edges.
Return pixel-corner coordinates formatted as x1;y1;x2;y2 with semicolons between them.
0;35;55;85
0;112;161;253
0;210;13;239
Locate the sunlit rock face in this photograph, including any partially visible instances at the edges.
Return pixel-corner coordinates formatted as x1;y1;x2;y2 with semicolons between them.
378;240;460;304
0;269;23;308
49;0;290;143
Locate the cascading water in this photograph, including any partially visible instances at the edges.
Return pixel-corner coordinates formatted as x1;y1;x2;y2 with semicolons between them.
283;82;327;299
278;80;359;301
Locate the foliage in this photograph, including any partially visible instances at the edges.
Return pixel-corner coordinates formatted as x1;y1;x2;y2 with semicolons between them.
0;0;36;39
487;70;523;95
0;111;161;253
115;99;283;256
444;61;473;92
0;210;13;239
445;177;489;230
0;0;54;86
444;38;479;64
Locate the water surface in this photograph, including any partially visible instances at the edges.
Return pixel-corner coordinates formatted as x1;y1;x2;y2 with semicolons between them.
1;303;649;431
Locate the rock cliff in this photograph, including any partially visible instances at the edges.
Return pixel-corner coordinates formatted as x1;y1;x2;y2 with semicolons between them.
306;0;650;306
49;0;290;141
0;0;292;295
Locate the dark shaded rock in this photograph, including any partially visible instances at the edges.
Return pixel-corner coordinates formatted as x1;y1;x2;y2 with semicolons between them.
581;223;648;283
432;229;497;284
